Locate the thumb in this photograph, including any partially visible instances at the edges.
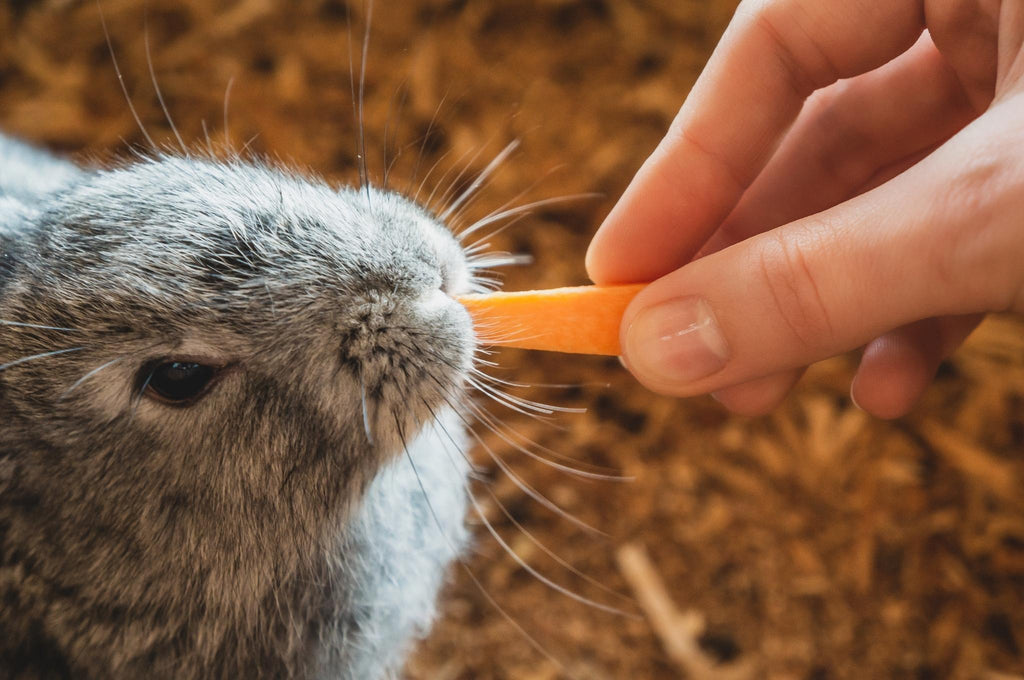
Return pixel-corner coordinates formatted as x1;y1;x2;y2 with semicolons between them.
618;112;1023;397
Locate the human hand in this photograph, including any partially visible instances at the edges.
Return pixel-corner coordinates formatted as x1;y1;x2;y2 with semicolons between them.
586;0;1024;418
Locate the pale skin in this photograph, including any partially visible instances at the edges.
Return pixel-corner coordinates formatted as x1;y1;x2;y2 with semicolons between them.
586;0;1024;418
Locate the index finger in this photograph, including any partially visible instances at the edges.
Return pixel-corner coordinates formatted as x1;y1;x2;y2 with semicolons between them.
586;0;927;284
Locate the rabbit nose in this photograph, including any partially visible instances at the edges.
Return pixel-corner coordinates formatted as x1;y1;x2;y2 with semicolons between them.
416;287;449;314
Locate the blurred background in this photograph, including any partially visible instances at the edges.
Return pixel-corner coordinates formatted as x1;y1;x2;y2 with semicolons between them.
2;1;1023;678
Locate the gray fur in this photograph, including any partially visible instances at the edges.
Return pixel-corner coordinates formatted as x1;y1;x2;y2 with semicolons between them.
0;134;475;679
0;136;83;238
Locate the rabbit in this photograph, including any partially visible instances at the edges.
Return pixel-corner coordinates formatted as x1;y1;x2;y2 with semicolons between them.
0;132;478;679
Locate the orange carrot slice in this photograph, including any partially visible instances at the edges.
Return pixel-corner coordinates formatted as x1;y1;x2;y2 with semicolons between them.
456;284;645;356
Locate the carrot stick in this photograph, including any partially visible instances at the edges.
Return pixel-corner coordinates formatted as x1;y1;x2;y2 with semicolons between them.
455;284;646;356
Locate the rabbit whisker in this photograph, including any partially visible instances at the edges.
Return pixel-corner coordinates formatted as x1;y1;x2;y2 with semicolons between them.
405;88;450;197
462;213;531;255
143;11;187;156
432;135;498;216
466;400;629;483
440;140;520;222
467;252;533;269
0;346;88;372
128;365;155;422
0;320;80;332
469;374;586;415
460;193;600;243
222;76;236;151
412;141;452;205
393;407;579;679
450;162;563;234
358;0;374;205
382;79;409;189
433;393;602;535
60;357;124;400
423;143;478;213
359;367;375;446
97;0;157;151
424;399;635;616
201;119;215;157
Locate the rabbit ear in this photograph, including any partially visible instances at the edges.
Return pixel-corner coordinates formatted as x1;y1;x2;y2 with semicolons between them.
1;196;27;242
0;135;82;275
0;197;31;285
1;196;32;242
1;135;84;201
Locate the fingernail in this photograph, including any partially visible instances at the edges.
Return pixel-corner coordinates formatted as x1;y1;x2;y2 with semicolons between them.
849;384;864;412
625;297;729;386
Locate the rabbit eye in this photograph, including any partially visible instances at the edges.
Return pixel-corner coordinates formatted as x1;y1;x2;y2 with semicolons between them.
143;361;218;405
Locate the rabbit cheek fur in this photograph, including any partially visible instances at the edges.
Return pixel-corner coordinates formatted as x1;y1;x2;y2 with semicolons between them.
0;135;474;679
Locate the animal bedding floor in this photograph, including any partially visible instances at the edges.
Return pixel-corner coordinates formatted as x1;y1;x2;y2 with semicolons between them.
2;1;1023;678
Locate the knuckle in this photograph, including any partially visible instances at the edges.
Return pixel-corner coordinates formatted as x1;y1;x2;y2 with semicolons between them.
944;153;999;218
804;89;877;189
660;123;753;195
930;168;992;300
931;139;1024;312
748;2;840;96
758;229;836;351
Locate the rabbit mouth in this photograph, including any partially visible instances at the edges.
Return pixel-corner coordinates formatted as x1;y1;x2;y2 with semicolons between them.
331;292;473;451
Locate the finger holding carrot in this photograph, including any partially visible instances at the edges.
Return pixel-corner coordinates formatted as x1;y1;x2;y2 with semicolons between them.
585;0;1024;418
